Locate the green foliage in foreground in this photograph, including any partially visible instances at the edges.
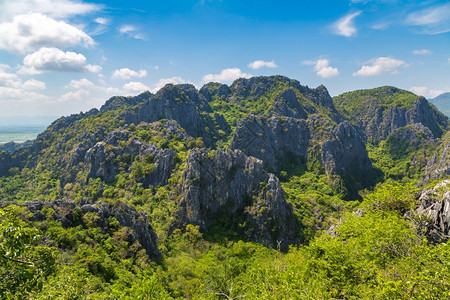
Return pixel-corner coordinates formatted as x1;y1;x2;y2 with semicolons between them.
2;178;449;299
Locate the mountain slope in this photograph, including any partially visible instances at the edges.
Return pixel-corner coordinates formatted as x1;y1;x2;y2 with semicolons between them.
1;76;450;299
429;92;450;117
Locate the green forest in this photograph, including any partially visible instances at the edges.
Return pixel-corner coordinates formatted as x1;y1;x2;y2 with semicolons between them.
1;76;449;299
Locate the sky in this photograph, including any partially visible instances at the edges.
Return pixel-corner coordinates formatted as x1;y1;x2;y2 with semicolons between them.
0;0;449;118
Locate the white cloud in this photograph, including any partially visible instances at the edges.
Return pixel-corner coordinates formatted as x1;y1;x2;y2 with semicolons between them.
406;3;450;34
0;65;46;92
59;78;120;104
332;11;361;37
20;47;101;74
202;68;252;84
353;57;406;76
0;68;19;87
152;77;191;93
84;64;102;73
0;69;47;101
304;59;339;78
0;13;94;54
68;78;95;89
118;25;146;40
94;17;109;25
111;68;147;80
0;0;102;21
413;49;432;55
248;60;278;69
410;86;445;99
22;79;46;91
0;87;48;102
123;82;150;94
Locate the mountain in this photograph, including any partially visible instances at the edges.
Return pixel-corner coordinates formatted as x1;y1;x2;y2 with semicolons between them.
0;76;449;299
429;92;450;117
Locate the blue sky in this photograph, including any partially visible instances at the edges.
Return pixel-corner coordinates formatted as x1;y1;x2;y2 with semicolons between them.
0;0;449;117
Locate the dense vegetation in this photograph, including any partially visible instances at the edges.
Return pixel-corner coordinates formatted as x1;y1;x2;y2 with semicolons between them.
0;76;449;299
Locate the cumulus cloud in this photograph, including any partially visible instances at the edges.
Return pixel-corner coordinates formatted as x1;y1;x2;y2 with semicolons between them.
119;25;146;40
68;78;95;89
22;79;46;91
0;13;94;54
0;0;102;21
332;11;361;37
353;57;406;76
112;68;147;80
248;60;278;69
413;49;432;55
202;68;252;84
0;87;48;102
151;77;191;93
123;82;150;94
20;47;101;74
0;67;19;87
59;78;119;104
410;86;445;99
406;3;450;34
304;59;339;78
0;67;47;101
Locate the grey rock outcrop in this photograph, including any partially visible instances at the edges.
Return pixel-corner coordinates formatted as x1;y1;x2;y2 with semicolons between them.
416;180;450;242
320;121;373;183
176;148;298;249
353;97;447;143
230;114;309;172
83;129;176;187
1;199;160;259
272;89;309;119
420;132;450;185
120;84;229;146
229;114;374;195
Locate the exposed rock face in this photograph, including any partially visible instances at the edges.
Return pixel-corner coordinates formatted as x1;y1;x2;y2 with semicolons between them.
272;89;309;119
386;123;435;150
408;97;448;138
83;129;176;187
229;114;374;193
120;84;228;146
230;114;309;172
177;148;298;248
416;180;450;242
320;121;373;182
2;199;160;259
356;97;447;143
420;132;450;185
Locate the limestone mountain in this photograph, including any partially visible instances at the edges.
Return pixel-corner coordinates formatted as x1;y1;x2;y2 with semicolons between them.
429;92;450;117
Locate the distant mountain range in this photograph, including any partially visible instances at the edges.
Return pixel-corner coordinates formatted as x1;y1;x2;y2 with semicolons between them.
429;92;450;117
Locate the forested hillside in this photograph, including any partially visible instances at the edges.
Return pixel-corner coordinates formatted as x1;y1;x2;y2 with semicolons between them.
1;76;449;299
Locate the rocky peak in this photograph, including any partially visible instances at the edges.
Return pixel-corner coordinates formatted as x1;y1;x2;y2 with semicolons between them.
100;91;152;113
199;82;231;101
120;84;220;146
230;76;301;101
